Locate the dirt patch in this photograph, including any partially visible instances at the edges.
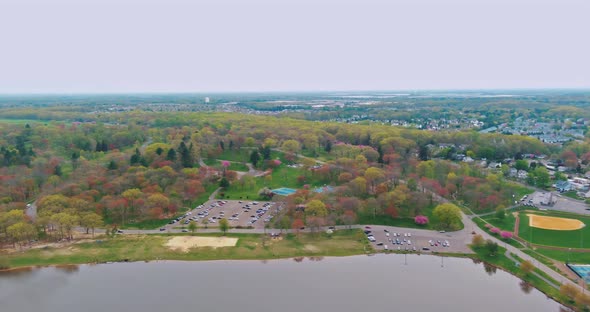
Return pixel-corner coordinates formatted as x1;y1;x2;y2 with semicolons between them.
165;236;238;252
527;214;586;231
303;244;320;252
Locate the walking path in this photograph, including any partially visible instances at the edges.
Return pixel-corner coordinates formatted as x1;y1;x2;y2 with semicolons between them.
504;250;559;289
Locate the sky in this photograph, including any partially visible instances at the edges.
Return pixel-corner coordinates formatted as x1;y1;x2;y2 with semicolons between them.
0;0;589;93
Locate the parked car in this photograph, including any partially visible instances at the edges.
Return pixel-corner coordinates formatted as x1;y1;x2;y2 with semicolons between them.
159;228;166;231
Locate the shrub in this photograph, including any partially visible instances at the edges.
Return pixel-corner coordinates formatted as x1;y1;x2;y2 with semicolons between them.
0;258;10;270
414;215;429;225
490;227;501;234
500;231;513;239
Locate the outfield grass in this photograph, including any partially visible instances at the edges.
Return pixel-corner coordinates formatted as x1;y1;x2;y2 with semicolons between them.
518;211;590;249
481;212;517;232
534;248;590;264
4;230;369;269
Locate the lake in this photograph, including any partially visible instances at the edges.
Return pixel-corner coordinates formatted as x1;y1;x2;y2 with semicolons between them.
0;254;565;312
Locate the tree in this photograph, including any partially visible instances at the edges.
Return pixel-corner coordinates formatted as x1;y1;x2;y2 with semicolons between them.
80;212;103;237
495;206;506;220
219;218;229;235
219;177;230;188
560;283;580;302
472;234;484;248
249;150;260;167
484;240;499;256
305;200;328;217
279;216;291;233
520;260;534;276
107;159;118;170
292;218;304;236
188;221;197;235
6;222;37;248
432;203;462;231
166;148;177;161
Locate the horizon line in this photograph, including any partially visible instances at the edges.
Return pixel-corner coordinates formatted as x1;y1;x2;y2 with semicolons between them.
1;87;590;96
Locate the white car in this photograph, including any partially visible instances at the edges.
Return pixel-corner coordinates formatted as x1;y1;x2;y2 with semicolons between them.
385;232;390;237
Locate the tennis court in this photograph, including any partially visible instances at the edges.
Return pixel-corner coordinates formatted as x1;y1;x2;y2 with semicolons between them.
272;187;297;196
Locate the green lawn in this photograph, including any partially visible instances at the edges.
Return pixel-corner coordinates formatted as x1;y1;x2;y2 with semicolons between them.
218;165;320;200
4;230;369;269
518;211;590;249
481;212;517;232
357;213;434;230
534;248;590;264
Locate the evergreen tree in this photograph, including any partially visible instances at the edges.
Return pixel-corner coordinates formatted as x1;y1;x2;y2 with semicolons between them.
250;150;260;167
130;148;141;165
166;148;177;161
54;165;62;177
107;160;118;170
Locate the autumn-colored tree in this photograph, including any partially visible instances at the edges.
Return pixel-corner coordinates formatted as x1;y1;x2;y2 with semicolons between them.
520;260;534;276
292;218;304;236
471;234;484;248
560;283;580;302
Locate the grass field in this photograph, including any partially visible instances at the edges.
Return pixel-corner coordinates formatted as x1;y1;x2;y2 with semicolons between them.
218;165;321;200
4;230;369;269
480;212;518;232
533;247;590;264
519;211;590;249
203;158;249;171
357;213;434;230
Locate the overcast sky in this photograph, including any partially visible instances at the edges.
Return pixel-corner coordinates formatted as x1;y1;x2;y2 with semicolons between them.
0;0;589;93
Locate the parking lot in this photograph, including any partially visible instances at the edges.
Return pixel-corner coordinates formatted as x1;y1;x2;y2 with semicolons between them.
362;225;472;254
166;199;284;230
528;191;590;216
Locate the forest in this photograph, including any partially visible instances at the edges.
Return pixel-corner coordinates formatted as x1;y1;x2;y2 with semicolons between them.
1;100;589;247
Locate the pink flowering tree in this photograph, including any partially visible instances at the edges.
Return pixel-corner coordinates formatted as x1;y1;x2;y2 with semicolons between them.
490;227;501;234
500;231;513;240
221;160;230;168
484;223;493;229
274;159;281;166
414;215;429;225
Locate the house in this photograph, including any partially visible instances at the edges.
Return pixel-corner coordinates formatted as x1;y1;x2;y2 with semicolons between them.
462;156;474;163
488;162;501;169
509;168;518;177
555;180;573;192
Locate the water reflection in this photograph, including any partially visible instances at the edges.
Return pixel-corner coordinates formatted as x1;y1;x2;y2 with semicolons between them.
0;266;36;278
519;280;533;294
0;255;565;312
483;263;497;276
55;264;80;273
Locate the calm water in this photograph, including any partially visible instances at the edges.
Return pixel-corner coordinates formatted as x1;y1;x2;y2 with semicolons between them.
0;254;565;312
